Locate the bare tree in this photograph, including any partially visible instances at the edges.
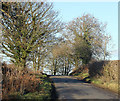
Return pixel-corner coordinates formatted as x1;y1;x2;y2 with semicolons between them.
63;14;111;65
1;2;62;70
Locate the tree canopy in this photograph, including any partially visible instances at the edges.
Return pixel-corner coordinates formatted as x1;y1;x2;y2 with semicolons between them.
1;2;62;70
1;2;111;75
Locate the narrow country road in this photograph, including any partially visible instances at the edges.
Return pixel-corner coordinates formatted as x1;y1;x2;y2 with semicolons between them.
50;76;118;100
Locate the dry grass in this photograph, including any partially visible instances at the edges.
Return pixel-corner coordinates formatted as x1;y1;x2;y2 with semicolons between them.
92;81;118;93
1;62;48;99
71;60;119;94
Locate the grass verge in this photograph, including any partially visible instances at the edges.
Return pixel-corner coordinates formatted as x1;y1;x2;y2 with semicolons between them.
73;73;118;94
91;78;118;94
3;74;57;100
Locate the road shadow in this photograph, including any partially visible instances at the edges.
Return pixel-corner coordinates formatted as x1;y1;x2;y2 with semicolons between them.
49;77;59;101
50;76;85;84
50;76;118;100
56;100;119;101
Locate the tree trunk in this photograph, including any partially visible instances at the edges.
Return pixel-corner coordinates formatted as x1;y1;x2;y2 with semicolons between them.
53;59;57;75
33;54;36;72
37;47;41;71
23;58;26;69
37;55;40;71
75;58;79;68
104;40;107;60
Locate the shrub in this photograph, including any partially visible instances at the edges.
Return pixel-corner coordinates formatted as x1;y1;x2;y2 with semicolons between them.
89;60;118;83
1;62;47;99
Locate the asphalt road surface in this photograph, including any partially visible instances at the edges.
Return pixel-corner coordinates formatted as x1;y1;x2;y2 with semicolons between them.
50;76;118;100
